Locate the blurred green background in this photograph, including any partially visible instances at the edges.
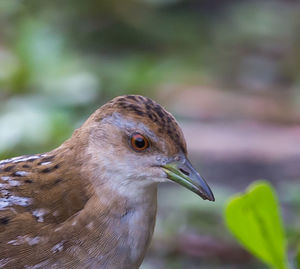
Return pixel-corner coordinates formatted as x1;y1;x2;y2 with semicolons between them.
0;0;300;268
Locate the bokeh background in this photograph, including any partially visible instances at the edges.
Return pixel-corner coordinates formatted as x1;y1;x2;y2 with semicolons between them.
0;0;300;268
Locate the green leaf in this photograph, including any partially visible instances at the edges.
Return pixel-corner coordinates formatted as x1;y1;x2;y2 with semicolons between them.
296;246;300;269
225;181;288;269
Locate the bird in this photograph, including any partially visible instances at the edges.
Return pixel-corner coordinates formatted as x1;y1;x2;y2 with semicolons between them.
0;95;214;269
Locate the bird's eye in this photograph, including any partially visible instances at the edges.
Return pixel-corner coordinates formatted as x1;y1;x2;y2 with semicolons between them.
130;133;149;151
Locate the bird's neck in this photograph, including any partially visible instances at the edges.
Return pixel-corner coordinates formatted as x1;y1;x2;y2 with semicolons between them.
71;183;158;268
80;163;158;268
53;140;159;268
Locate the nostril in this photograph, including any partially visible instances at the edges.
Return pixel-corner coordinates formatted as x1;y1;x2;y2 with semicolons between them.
179;168;190;176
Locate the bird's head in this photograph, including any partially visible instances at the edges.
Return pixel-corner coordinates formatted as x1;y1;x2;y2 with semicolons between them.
80;95;214;201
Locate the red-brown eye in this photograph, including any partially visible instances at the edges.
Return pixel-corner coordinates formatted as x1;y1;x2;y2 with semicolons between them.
130;133;149;151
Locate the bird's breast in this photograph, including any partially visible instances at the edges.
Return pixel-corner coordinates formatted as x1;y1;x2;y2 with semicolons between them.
118;205;157;267
64;191;158;269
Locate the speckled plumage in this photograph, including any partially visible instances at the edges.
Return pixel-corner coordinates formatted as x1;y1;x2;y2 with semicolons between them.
0;95;213;269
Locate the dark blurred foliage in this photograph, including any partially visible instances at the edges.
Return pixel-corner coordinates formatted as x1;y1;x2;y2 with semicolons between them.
0;0;299;268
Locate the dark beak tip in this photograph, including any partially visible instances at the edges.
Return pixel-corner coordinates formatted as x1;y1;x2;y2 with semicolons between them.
203;193;215;202
199;188;215;202
208;191;215;202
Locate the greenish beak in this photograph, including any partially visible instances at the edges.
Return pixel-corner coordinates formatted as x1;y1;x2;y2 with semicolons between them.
162;157;215;201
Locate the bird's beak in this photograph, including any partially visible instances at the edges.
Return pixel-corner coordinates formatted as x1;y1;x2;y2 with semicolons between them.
162;157;215;201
